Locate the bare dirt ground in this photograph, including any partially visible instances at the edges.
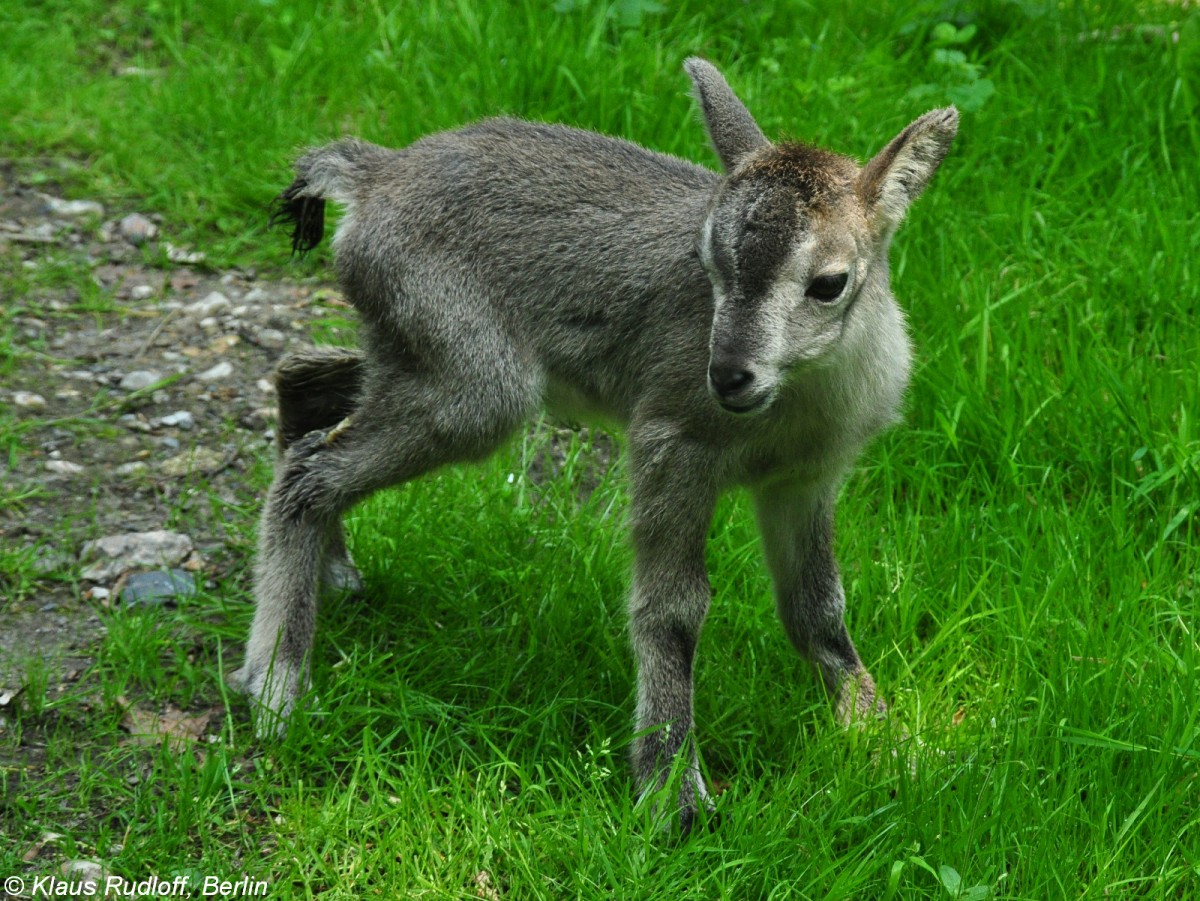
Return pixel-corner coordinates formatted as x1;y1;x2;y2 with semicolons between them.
0;159;360;696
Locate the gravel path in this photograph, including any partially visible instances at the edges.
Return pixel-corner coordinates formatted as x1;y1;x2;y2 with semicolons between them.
0;161;358;694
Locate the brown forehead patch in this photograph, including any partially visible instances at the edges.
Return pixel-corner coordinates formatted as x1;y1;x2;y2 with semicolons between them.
714;144;858;302
736;142;857;206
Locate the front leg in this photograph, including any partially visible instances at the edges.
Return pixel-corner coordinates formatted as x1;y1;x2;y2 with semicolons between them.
626;434;719;833
753;481;885;724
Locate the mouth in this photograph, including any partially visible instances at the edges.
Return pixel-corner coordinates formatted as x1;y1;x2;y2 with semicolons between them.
716;391;773;416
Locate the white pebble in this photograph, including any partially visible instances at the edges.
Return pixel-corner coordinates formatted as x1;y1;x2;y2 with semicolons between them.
43;196;104;218
186;291;230;317
46;460;85;475
256;328;286;349
119;370;161;391
13;391;47;408
165;243;206;265
159;410;195;430
196;361;234;381
119;212;158;246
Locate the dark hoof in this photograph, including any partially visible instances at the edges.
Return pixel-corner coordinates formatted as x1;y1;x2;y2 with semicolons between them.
678;804;722;839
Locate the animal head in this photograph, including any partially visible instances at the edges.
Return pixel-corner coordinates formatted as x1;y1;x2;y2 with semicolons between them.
685;58;958;415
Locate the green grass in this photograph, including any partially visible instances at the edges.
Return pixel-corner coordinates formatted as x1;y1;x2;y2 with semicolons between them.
2;0;1198;897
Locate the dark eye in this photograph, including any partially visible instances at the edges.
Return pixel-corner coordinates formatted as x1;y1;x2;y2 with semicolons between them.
806;272;849;302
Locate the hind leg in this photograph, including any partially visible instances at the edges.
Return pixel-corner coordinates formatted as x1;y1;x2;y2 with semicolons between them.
272;346;367;595
235;344;538;736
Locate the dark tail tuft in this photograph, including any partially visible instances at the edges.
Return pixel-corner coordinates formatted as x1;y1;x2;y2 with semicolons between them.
269;177;326;257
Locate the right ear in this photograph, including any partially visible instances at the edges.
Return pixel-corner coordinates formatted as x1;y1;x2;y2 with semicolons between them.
684;57;769;172
858;107;959;233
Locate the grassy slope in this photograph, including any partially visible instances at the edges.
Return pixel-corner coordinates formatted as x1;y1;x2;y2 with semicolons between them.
1;0;1197;897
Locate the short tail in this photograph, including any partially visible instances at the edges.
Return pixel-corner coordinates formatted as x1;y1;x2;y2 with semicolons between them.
269;137;387;257
269;179;326;257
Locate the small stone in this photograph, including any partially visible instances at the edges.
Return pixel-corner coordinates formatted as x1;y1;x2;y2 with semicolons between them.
165;243;206;265
244;287;270;303
157;436;180;451
256;379;274;394
115;461;149;476
209;334;239;353
59;859;108;892
118;413;152;432
119;569;197;607
119;370;162;391
13;390;47;408
79;530;194;583
46;460;85;475
158;410;195;430
129;284;155;300
196;361;234;381
186;291;230;317
62;854;107;878
43;196;105;218
241;407;274;431
159;447;227;477
119;212;158;246
25;222;58;242
255;327;286;349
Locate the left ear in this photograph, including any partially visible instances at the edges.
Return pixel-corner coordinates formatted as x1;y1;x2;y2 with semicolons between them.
859;107;959;232
684;57;769;172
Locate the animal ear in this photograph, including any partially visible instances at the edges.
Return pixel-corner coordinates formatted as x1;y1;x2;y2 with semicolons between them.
859;107;959;232
684;57;769;172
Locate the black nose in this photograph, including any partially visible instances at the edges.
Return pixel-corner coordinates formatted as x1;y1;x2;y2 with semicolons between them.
708;363;754;398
